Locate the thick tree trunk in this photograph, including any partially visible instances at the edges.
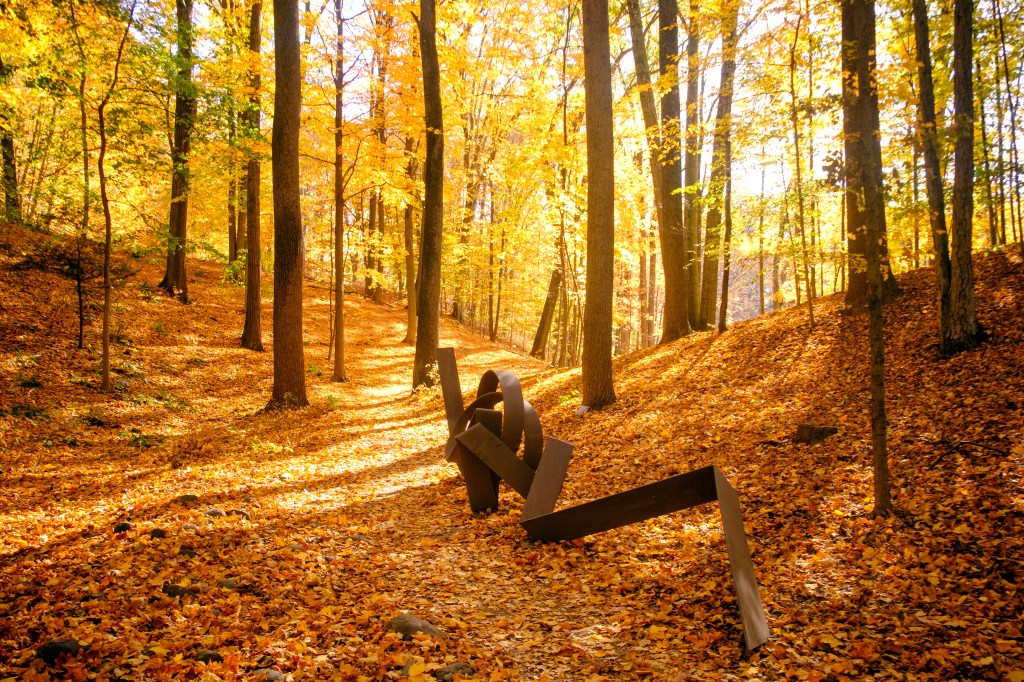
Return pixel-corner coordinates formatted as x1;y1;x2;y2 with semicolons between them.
580;0;616;408
412;0;444;389
269;0;307;407
658;0;691;343
241;0;263;352
159;0;195;303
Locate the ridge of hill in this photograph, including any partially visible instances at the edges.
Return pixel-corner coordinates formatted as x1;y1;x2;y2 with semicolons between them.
0;222;1021;681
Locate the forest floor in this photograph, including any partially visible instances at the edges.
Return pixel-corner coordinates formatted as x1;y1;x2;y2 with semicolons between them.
0;221;1022;681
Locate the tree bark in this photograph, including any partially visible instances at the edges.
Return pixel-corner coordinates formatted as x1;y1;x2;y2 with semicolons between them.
412;0;444;389
945;0;982;353
530;267;562;359
699;0;739;330
241;0;264;352
625;0;663;226
403;136;418;345
580;0;616;408
843;0;890;514
0;56;21;224
330;0;347;379
269;0;307;407
658;0;691;343
159;0;195;303
683;0;702;329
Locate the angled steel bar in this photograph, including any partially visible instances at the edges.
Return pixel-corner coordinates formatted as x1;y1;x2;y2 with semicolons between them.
457;424;535;499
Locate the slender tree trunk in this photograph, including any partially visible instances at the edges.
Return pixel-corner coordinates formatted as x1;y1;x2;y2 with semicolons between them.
789;17;815;327
700;0;739;329
403;136;418;345
241;0;263;352
581;0;616;408
945;0;982;352
976;57;998;248
0;56;20;224
992;45;1009;245
331;0;348;378
718;154;733;332
993;0;1023;253
912;0;954;346
758;161;766;315
626;0;663;226
683;0;702;328
228;109;237;262
159;0;195;303
269;0;307;407
844;0;890;514
97;4;135;391
412;0;444;389
659;0;691;342
531;267;562;359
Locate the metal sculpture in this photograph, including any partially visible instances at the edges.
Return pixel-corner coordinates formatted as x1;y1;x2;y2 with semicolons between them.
437;348;770;650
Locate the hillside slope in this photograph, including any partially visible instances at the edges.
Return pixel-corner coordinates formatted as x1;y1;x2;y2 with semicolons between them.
0;224;1021;681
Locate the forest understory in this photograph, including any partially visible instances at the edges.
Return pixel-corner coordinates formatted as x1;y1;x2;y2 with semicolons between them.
0;222;1022;681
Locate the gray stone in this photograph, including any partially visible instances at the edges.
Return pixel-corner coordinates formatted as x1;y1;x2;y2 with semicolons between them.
179;546;198;557
437;662;476;681
194;649;223;663
386;613;444;640
148;528;168;539
253;669;285;681
227;509;251;520
204;508;227;518
36;639;83;664
175;494;201;505
114;522;132;534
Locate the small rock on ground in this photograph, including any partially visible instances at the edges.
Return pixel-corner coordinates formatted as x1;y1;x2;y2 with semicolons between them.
194;649;223;663
175;494;200;505
253;669;285;681
114;522;132;533
203;508;226;518
437;661;476;681
162;584;195;598
36;639;83;664
148;528;168;539
386;613;444;640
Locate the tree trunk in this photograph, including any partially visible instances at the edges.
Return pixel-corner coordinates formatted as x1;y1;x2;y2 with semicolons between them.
912;0;955;348
329;0;347;378
403;136;418;345
789;17;815;328
683;0;702;329
269;0;307;407
228;109;237;262
530;267;562;359
843;0;890;514
159;0;195;303
658;0;691;342
580;0;616;408
412;0;444;389
626;0;663;226
699;0;739;329
0;56;20;224
241;0;263;352
945;0;982;353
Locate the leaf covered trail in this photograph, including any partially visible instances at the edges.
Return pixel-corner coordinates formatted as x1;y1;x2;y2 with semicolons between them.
0;235;1022;680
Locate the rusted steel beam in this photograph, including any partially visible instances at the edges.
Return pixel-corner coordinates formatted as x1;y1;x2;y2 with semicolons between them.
435;348;770;650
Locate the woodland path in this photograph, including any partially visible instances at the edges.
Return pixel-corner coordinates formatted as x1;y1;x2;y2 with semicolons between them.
1;243;1023;681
